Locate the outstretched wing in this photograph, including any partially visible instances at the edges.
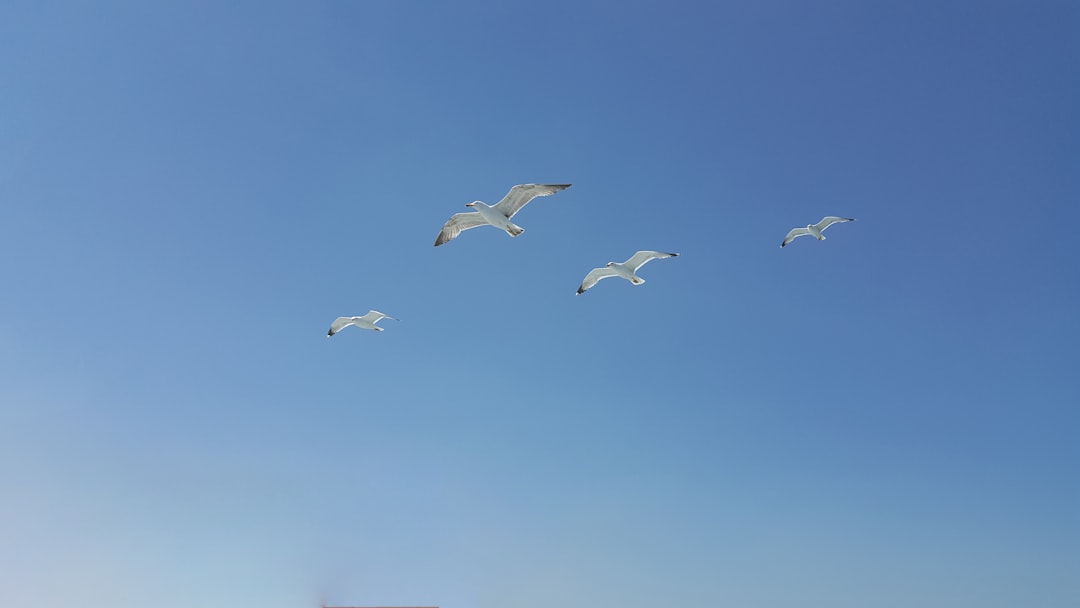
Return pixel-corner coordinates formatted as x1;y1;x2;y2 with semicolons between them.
576;267;619;295
435;212;488;246
781;227;811;247
492;183;572;219
360;310;395;324
815;216;855;232
327;316;356;337
624;250;679;272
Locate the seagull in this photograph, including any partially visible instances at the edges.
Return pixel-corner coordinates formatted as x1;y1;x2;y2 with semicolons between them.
327;310;397;337
781;216;856;247
434;183;571;246
576;251;679;295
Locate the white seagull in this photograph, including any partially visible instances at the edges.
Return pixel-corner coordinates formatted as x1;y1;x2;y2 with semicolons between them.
781;216;856;247
327;310;397;337
434;183;572;246
576;251;680;295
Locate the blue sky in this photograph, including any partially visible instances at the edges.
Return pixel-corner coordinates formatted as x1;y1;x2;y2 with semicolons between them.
1;1;1077;607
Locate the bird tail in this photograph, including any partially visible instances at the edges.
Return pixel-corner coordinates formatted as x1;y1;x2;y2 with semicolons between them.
506;222;525;237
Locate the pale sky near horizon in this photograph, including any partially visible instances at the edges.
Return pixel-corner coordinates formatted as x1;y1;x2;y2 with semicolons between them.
1;2;1077;607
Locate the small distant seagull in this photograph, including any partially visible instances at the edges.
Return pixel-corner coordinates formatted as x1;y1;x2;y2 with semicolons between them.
327;310;397;337
781;216;855;247
434;183;571;246
576;251;679;295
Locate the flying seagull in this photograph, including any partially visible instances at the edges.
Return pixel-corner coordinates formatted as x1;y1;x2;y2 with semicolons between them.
576;251;679;295
327;310;397;337
781;216;856;247
434;183;571;246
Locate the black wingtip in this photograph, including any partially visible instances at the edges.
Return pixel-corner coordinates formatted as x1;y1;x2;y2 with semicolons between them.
576;287;585;295
327;330;334;337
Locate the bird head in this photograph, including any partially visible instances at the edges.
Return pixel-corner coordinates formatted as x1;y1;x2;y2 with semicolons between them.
465;201;481;208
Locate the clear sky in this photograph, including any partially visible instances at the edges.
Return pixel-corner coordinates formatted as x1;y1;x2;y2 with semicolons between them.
1;1;1077;607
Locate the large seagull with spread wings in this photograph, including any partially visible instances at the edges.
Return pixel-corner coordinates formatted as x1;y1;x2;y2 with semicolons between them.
327;310;397;337
434;183;571;246
576;251;680;295
781;216;856;247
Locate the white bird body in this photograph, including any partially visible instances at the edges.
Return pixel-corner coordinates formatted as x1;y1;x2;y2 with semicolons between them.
577;251;679;295
434;183;571;246
608;260;646;284
781;216;855;247
467;200;522;236
327;310;397;337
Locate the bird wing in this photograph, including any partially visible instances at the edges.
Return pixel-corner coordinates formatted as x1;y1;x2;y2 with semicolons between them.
815;216;855;232
624;250;679;272
360;310;395;324
327;316;357;336
492;183;571;219
435;211;488;246
781;227;811;247
576;267;619;295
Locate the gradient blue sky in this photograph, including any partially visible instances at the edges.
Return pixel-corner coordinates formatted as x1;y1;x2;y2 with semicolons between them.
1;1;1077;607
